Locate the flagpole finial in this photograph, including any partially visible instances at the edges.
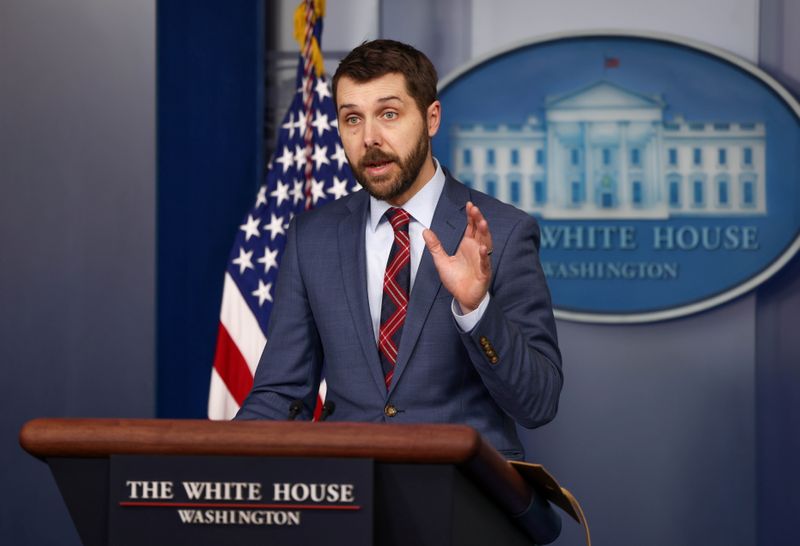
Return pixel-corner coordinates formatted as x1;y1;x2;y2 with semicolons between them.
293;0;326;77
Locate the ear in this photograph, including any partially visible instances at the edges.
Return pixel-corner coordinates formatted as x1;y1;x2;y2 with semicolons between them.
426;100;441;138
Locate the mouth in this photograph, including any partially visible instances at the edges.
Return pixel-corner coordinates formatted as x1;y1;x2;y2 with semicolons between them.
363;159;394;176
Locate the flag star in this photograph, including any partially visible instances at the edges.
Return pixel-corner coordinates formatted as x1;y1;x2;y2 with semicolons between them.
255;185;268;207
330;143;348;169
275;146;294;173
351;181;362;193
331;117;339;130
295;110;308;137
281;111;296;139
294;145;307;171
232;247;254;274
312;143;330;170
239;214;261;241
251;279;273;306
263;212;286;241
310;177;327;205
327;176;349;199
291;179;305;205
311;111;331;136
315;77;332;100
270;180;290;206
257;247;279;273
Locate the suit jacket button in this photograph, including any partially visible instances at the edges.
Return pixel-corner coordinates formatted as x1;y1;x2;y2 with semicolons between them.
479;336;490;347
384;404;398;418
490;356;499;364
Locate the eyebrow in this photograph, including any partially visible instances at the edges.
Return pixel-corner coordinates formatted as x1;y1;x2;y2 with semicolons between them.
338;95;405;112
377;95;403;103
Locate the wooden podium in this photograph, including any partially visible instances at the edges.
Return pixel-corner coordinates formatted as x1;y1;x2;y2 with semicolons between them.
20;418;561;546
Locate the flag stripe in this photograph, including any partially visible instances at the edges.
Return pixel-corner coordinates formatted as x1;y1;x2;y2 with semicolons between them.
312;378;328;421
208;367;242;420
212;323;255;406
219;272;266;376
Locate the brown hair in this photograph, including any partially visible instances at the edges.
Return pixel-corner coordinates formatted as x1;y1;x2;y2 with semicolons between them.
332;39;438;117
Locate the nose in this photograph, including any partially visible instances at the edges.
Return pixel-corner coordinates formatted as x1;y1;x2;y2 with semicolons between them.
363;119;381;148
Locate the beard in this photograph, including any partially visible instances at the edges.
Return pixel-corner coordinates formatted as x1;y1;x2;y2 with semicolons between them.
350;128;430;202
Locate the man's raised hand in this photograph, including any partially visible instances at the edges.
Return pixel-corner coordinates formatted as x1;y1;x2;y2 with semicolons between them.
422;201;493;313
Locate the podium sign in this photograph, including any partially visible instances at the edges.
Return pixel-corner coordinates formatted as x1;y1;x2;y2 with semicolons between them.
108;455;373;546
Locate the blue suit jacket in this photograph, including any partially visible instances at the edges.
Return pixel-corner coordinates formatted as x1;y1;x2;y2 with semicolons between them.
237;172;562;460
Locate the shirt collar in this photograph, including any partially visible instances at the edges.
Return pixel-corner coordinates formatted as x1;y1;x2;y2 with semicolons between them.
368;158;446;231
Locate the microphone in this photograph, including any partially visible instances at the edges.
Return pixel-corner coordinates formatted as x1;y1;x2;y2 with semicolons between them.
319;400;336;422
287;399;303;421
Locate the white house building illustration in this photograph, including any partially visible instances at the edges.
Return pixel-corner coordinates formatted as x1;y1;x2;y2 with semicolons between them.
451;81;766;219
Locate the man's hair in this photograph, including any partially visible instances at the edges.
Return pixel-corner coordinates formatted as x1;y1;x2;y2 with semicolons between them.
332;39;438;117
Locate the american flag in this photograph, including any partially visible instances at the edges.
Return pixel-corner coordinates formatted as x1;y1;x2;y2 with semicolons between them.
208;0;356;419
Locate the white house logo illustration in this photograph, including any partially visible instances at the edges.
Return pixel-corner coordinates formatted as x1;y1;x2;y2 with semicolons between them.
451;80;766;219
438;32;800;323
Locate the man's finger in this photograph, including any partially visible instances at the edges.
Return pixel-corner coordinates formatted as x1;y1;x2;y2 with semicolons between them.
469;204;485;236
479;244;492;275
469;204;493;247
423;228;449;258
469;202;486;224
465;202;476;239
477;218;492;241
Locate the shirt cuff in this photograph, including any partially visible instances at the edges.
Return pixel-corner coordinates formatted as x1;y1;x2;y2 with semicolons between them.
451;293;491;333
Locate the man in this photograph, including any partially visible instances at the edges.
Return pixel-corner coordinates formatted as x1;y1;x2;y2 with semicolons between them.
237;39;562;461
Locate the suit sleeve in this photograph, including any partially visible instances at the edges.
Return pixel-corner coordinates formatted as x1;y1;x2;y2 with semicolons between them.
459;214;563;428
235;217;323;420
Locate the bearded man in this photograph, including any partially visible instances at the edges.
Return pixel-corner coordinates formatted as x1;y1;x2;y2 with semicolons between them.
237;39;562;462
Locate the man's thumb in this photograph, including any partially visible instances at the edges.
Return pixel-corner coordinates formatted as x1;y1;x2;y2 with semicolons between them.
423;228;447;259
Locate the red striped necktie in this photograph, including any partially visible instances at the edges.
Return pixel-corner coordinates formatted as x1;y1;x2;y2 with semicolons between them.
378;207;411;390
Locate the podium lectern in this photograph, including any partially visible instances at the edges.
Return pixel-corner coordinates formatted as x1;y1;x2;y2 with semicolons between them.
20;418;560;545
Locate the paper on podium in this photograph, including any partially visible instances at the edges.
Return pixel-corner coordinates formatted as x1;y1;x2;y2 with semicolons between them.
510;461;591;546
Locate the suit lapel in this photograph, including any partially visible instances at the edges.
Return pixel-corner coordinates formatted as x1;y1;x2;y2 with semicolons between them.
339;193;387;395
388;176;468;396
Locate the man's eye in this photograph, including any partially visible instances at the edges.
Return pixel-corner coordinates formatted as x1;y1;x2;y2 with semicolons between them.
383;111;397;120
345;116;360;125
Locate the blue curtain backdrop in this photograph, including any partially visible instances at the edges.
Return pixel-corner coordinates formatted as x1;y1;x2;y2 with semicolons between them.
157;0;265;418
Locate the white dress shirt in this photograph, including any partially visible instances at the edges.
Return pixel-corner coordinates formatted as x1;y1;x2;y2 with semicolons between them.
365;159;490;342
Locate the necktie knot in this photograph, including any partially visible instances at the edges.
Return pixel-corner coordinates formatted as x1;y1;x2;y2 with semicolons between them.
386;207;410;232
